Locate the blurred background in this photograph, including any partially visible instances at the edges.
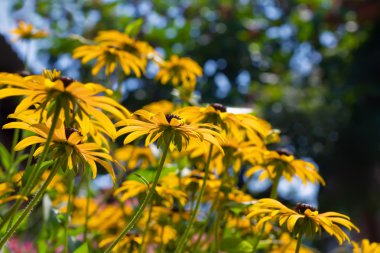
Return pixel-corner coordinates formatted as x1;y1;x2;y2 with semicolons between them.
0;0;379;248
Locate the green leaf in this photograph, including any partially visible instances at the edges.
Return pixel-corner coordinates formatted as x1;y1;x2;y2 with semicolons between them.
0;142;11;170
124;19;144;37
127;165;176;182
221;238;253;253
37;237;48;253
134;173;150;188
0;210;27;234
10;154;29;171
73;242;89;253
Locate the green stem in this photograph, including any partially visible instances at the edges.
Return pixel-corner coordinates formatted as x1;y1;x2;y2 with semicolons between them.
9;129;20;167
294;232;303;253
175;145;214;253
0;164;59;249
0;102;61;231
6;144;37;232
251;224;265;253
139;203;153;253
84;170;91;243
64;172;75;253
103;142;171;253
211;165;232;253
213;210;221;252
270;171;282;199
198;170;227;252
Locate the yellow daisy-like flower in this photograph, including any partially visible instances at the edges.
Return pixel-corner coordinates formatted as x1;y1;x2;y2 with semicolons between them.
212;132;263;175
99;232;142;252
114;145;156;170
182;169;221;195
3;117;117;183
0;70;130;139
247;198;360;245
353;239;380;253
0;183;27;205
87;204;133;232
227;188;254;204
115;174;187;207
177;103;272;141
270;233;314;253
73;30;154;77
11;20;48;41
151;225;177;245
66;197;99;226
155;55;202;89
245;149;326;186
116;109;224;152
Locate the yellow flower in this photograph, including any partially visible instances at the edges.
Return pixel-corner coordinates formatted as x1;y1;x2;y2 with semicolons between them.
270;233;314;253
114;145;156;170
151;225;177;245
247;198;359;245
227;188;254;204
116;109;224;152
3;117;117;183
212;132;262;174
0;70;130;139
155;55;202;89
177;104;272;141
115;174;187;207
87;204;132;232
353;239;380;253
73;30;154;77
32;170;66;196
11;21;48;41
0;183;27;205
245;149;326;186
69;197;99;226
182;169;221;195
99;232;142;252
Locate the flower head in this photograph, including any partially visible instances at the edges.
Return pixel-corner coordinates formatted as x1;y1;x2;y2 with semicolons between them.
353;239;380;253
99;232;142;252
247;198;359;245
11;21;48;41
177;104;272;142
73;30;154;77
0;70;130;139
245;149;326;186
0;183;27;205
270;233;314;253
155;55;202;89
114;145;156;170
115;174;187;207
3;116;117;183
116;109;224;152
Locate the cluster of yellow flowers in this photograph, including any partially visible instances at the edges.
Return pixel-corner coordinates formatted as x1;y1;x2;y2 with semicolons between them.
0;21;378;253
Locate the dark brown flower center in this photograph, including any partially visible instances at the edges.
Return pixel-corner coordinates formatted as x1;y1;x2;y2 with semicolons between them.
52;76;75;87
60;76;75;87
276;148;293;156
65;127;82;139
165;114;182;123
294;203;318;213
171;206;180;213
190;174;204;180
211;103;227;112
